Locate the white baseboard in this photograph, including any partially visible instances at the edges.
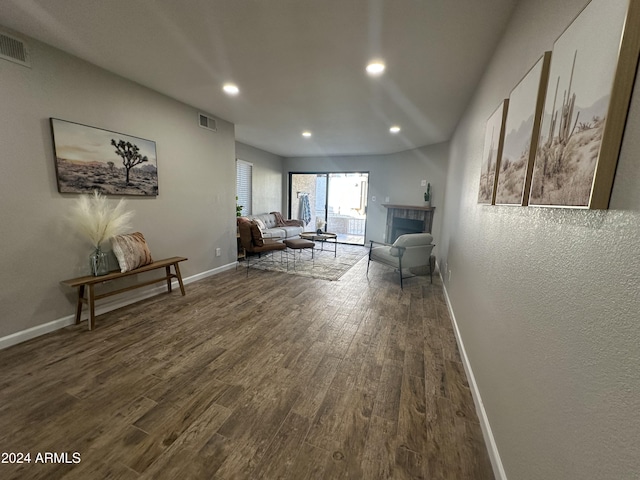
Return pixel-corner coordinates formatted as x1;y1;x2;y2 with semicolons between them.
0;262;236;351
440;275;507;480
0;315;78;350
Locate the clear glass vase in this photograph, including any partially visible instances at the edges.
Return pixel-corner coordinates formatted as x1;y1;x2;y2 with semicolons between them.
90;247;109;276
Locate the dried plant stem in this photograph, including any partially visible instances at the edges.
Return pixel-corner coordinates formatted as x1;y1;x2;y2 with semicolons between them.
68;191;133;248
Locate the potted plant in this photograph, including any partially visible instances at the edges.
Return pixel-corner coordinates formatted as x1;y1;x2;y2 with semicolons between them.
236;196;243;217
424;183;431;207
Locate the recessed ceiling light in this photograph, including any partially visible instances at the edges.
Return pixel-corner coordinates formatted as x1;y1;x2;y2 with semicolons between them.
390;125;401;133
223;83;239;95
302;131;312;138
366;61;386;76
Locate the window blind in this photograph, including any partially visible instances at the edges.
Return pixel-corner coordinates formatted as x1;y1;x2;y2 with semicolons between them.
236;159;252;216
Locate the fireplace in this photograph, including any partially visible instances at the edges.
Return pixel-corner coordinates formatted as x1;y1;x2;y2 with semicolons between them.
391;217;424;240
383;204;435;243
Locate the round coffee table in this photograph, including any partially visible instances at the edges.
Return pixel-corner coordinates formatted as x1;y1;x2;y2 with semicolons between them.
299;231;338;257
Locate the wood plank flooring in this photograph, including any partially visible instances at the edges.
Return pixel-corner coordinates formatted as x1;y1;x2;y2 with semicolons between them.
0;252;493;479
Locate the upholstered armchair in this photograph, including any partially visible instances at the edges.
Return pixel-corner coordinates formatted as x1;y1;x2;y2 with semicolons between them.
367;233;435;288
237;217;286;276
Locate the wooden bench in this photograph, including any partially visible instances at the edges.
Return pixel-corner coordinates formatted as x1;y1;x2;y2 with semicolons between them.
61;256;187;330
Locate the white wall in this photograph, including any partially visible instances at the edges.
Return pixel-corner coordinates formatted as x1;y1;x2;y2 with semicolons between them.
0;29;237;339
440;0;640;478
235;142;284;214
284;142;449;246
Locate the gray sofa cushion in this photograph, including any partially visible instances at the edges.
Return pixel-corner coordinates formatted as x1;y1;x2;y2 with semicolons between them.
262;227;285;239
279;225;305;237
249;213;278;229
246;213;304;240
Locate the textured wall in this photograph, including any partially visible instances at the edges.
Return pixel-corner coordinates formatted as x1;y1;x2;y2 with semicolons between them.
0;30;236;339
440;0;640;478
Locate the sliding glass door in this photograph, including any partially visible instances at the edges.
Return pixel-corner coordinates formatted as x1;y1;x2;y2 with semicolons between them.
289;172;368;245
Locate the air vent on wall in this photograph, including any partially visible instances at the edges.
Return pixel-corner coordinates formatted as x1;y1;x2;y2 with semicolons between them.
0;31;31;68
198;113;217;132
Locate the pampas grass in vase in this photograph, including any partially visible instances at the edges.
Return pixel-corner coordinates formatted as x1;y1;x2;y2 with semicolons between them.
69;191;133;276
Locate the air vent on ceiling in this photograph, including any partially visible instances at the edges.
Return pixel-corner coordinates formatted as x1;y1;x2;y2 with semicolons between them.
198;113;217;132
0;31;31;68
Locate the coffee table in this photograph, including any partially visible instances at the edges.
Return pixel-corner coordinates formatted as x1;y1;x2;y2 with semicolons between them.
300;231;338;257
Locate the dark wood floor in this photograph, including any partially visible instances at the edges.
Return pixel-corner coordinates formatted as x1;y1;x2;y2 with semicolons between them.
0;253;494;479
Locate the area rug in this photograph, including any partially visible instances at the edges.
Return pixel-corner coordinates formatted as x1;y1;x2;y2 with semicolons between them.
250;243;368;281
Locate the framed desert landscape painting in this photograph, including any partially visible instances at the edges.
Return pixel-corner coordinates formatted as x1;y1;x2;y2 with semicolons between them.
51;118;158;196
529;0;640;208
495;52;551;206
478;99;509;205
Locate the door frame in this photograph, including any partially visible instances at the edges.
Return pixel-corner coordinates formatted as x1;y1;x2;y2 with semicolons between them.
288;171;369;245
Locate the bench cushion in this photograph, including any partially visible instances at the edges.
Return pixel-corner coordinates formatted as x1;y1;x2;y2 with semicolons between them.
111;232;153;273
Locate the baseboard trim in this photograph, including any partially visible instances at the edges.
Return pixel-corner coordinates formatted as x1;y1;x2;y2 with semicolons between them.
0;315;77;351
440;276;507;480
0;262;236;350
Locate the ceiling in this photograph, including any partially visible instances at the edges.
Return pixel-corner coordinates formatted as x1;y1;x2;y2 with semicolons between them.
0;0;516;157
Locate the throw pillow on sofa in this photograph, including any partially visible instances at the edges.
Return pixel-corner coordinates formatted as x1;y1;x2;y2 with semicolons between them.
250;221;264;247
253;217;266;231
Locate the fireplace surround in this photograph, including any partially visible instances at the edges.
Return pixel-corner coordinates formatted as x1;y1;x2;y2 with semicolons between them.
382;204;435;243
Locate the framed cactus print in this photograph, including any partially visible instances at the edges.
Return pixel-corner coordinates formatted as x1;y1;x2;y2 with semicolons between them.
496;52;551;206
529;0;640;208
478;99;509;205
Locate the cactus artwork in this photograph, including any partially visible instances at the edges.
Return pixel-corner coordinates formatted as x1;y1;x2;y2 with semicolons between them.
528;0;631;207
478;101;507;204
495;53;551;206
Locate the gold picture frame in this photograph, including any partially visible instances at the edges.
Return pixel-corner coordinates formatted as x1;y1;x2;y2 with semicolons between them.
496;52;552;206
529;0;640;208
478;99;509;205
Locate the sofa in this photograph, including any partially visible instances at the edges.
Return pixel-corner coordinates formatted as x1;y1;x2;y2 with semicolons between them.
243;212;304;240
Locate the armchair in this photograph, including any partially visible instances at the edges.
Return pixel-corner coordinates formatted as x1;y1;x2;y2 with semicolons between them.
237;217;286;276
366;233;435;289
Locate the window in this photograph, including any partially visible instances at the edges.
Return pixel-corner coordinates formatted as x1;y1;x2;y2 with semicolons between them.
236;159;252;216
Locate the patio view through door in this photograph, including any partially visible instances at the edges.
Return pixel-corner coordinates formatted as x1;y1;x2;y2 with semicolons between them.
289;172;368;245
